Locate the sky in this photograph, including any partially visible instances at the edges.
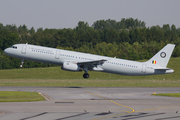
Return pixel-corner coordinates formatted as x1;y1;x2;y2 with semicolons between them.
0;0;180;30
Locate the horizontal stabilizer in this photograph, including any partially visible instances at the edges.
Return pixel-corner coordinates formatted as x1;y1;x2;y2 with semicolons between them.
154;67;172;70
154;68;174;74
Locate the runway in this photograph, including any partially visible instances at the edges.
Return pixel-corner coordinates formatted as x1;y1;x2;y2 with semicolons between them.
0;87;180;120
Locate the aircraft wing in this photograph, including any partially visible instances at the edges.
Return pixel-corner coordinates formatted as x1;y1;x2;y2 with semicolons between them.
77;59;107;68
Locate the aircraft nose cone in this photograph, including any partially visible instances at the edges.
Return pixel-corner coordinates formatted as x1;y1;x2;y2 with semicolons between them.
4;48;10;55
4;48;7;54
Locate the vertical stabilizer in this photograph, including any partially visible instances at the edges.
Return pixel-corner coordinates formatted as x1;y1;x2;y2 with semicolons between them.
145;44;175;67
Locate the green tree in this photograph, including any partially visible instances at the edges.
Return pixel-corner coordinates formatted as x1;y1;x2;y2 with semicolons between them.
30;27;35;34
0;30;20;50
18;24;28;34
37;28;43;33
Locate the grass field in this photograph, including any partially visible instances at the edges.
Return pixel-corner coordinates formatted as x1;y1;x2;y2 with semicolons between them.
152;93;180;97
0;91;45;102
0;57;180;87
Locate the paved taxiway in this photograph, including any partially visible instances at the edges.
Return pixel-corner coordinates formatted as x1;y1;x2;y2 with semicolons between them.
0;87;180;120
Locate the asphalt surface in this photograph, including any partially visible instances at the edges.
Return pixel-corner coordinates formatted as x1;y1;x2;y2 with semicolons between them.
0;87;180;120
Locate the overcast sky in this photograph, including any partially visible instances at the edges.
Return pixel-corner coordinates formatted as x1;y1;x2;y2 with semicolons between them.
0;0;180;30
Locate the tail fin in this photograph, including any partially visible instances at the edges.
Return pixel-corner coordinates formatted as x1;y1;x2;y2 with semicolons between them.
145;44;175;67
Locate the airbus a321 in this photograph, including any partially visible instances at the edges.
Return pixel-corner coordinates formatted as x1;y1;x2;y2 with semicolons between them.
4;43;175;78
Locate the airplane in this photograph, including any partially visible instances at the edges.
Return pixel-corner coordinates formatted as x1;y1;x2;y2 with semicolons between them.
4;43;175;78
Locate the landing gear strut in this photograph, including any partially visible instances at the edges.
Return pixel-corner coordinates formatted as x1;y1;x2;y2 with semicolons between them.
83;73;89;79
20;59;24;68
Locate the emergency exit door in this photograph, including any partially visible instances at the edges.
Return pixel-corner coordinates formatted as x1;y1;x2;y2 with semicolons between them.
55;50;60;59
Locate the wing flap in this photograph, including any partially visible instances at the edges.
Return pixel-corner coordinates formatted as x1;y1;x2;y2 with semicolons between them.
77;59;107;65
77;59;107;68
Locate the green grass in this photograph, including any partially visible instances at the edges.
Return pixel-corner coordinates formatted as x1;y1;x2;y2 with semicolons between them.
0;57;180;87
152;93;180;97
0;91;45;102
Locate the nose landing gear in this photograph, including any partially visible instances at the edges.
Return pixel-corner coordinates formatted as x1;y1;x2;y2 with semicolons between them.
20;59;24;68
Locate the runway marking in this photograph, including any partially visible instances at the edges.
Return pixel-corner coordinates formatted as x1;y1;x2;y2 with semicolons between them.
55;112;89;120
92;104;180;120
86;91;135;120
121;113;166;120
92;112;130;120
135;104;180;113
95;108;129;113
86;92;180;120
41;93;53;101
20;112;48;120
155;115;180;120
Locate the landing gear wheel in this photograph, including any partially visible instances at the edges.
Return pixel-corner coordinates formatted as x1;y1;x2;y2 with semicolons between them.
83;73;89;79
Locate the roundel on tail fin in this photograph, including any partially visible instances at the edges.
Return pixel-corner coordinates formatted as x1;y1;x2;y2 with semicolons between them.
160;52;166;58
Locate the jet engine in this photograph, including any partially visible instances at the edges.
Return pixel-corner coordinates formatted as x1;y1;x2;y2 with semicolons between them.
61;61;82;71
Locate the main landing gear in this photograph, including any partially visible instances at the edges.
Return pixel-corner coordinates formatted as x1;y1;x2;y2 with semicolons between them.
83;73;89;79
83;67;89;79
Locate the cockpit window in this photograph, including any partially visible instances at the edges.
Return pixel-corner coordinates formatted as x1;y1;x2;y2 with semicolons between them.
12;46;17;49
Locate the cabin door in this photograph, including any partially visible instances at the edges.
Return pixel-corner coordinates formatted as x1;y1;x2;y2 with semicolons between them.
21;45;27;54
141;64;146;73
55;50;60;59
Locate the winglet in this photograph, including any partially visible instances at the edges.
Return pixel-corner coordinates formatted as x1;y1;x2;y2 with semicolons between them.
145;44;175;67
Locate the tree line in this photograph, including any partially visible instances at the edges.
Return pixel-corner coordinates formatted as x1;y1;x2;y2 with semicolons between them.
0;18;180;69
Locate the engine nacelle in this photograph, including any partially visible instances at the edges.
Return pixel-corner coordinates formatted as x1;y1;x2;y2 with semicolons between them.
61;61;82;71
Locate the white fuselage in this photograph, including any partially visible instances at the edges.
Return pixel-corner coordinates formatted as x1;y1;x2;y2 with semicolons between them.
4;44;174;76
